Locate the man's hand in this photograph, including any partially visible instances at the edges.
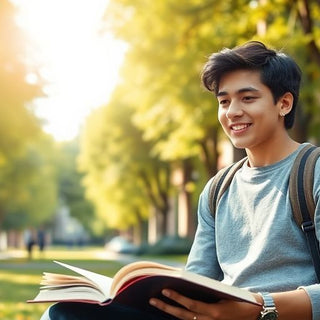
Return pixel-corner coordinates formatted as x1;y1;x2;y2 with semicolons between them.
149;289;262;320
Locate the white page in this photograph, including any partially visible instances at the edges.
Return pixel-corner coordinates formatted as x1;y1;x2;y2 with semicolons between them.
54;261;113;298
34;285;107;303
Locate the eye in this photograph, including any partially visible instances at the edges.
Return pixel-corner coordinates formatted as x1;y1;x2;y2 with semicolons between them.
218;99;229;106
242;96;256;102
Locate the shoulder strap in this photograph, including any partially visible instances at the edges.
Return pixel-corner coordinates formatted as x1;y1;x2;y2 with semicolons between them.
209;144;320;281
289;144;320;282
289;144;320;225
209;157;247;216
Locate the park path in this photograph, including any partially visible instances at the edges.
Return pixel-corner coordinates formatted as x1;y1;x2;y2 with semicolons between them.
0;248;186;271
100;249;186;267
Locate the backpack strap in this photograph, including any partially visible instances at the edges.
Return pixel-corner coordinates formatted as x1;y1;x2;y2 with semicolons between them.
209;144;320;281
289;144;320;282
209;156;247;216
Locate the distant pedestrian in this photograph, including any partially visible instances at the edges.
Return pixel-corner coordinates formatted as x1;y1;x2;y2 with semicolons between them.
38;227;46;252
25;228;36;260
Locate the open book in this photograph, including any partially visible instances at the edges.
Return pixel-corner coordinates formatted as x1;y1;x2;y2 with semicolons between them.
28;260;259;316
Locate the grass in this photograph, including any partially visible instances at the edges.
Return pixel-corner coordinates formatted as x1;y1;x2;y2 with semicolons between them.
0;246;187;320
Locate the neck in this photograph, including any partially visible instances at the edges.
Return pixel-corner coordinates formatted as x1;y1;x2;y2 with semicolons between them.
245;136;300;167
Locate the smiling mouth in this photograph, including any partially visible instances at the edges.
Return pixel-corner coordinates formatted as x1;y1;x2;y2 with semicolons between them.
230;124;251;131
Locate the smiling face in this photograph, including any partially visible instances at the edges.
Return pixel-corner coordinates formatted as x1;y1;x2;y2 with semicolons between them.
217;69;286;153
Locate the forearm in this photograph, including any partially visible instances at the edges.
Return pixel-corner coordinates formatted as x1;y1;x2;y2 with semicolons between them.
255;289;312;320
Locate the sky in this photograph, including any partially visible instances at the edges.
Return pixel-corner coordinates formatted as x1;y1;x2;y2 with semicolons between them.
13;0;127;141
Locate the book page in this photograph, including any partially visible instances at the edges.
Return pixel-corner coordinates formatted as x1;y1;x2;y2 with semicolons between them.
53;261;113;298
111;260;179;294
31;285;107;303
41;272;99;290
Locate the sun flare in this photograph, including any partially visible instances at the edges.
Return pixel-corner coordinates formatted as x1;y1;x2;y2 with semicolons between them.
12;0;127;141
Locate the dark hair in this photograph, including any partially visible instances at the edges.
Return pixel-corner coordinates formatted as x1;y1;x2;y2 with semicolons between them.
201;41;302;129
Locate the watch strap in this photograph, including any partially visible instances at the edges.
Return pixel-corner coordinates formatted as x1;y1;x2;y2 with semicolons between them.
258;292;278;320
260;292;275;308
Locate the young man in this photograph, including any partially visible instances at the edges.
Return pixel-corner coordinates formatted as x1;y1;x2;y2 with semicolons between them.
41;42;320;319
149;41;320;319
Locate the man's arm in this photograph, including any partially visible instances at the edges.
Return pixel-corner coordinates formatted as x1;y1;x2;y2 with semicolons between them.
185;178;223;280
149;288;312;320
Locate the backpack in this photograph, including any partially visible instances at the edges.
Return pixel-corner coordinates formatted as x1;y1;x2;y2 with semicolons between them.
208;143;320;282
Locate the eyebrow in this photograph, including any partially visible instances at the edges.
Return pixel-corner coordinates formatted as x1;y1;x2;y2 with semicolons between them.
217;87;260;97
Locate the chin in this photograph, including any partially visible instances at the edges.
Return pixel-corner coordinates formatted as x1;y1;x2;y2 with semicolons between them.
230;140;248;149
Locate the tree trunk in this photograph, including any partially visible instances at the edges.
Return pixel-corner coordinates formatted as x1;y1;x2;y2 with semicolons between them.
290;103;309;142
200;126;219;177
178;159;196;238
297;0;320;66
233;147;247;162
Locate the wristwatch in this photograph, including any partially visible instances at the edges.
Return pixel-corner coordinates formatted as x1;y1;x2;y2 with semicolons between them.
257;292;278;320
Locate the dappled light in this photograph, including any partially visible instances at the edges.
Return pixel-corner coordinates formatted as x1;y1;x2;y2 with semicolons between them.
0;272;40;285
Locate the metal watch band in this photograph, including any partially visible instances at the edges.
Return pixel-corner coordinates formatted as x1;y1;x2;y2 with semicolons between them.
260;292;275;308
258;292;278;320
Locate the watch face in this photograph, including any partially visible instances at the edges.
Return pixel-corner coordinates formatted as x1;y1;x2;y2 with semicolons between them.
263;311;278;320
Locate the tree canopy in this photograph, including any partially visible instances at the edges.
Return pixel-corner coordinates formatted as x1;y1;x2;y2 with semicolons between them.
0;1;58;231
79;86;172;235
79;0;320;236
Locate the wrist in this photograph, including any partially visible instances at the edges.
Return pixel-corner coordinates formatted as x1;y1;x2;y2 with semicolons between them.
257;292;278;320
252;293;264;320
254;292;264;306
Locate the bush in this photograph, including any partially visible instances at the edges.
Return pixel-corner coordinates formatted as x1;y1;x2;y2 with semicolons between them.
138;236;193;255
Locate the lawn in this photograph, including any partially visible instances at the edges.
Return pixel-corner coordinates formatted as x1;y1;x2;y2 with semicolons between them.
0;246;187;320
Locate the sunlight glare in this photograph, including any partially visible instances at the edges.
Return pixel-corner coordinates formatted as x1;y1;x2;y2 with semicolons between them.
13;0;127;141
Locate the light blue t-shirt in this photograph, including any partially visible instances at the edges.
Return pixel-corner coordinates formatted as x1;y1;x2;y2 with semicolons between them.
186;143;320;319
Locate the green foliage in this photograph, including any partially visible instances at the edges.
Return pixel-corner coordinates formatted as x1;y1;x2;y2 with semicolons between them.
80;0;320;235
55;140;96;236
105;0;320;151
106;0;224;164
0;1;58;230
2;134;58;229
0;1;42;158
79;86;172;231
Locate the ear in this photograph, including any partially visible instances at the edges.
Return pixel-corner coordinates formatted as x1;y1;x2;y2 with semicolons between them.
277;92;293;116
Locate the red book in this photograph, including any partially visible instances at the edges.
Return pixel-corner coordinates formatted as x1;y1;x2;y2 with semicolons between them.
28;260;259;317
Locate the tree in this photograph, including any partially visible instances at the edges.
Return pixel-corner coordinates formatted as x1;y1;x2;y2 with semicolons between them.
2;134;58;230
105;0;320;168
79;86;173;239
55;140;96;237
105;0;230;178
82;0;320;240
0;0;54;230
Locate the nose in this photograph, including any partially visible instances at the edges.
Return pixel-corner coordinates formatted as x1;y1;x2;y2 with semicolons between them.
226;101;243;119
